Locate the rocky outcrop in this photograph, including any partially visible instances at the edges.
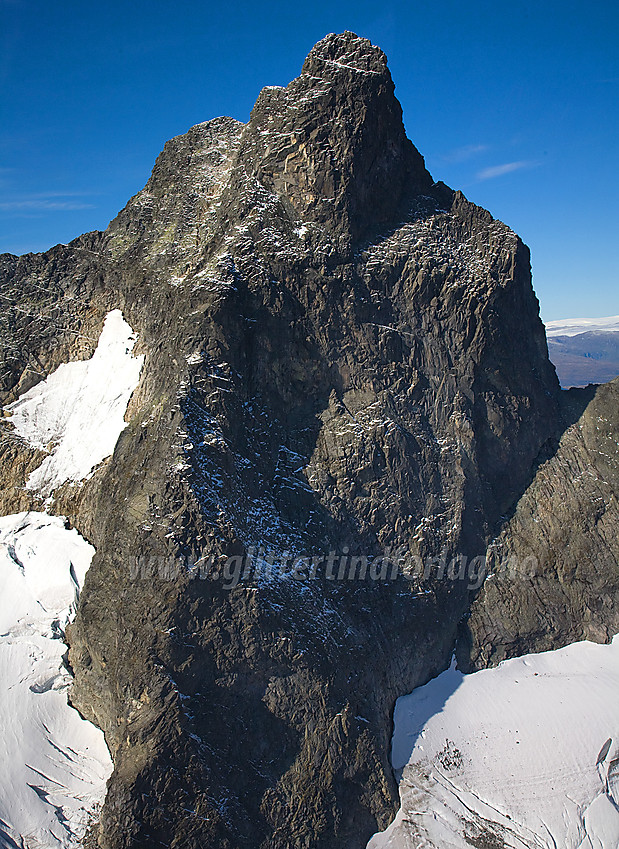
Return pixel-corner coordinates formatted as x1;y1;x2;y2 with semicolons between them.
0;30;616;849
462;378;619;670
235;33;432;248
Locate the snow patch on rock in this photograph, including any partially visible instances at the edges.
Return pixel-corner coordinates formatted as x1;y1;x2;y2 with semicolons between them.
5;309;144;498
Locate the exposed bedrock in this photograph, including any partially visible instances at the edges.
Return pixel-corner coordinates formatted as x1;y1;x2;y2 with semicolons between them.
0;30;616;849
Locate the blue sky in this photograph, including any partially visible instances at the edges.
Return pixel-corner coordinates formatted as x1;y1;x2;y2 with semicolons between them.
1;0;617;320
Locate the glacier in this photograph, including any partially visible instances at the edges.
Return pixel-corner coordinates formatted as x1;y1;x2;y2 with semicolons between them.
0;512;113;849
369;637;619;849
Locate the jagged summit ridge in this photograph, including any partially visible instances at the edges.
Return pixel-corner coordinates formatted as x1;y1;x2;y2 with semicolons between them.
106;31;433;277
240;31;432;244
301;31;390;77
108;31;434;281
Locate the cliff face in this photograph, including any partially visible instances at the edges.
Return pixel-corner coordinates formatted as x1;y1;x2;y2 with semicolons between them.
0;31;616;849
462;378;619;670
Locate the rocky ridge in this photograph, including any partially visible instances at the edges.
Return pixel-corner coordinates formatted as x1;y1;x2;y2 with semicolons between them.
0;31;617;849
463;377;619;670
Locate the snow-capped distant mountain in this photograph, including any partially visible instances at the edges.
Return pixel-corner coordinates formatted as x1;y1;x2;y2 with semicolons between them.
545;315;619;337
544;316;619;387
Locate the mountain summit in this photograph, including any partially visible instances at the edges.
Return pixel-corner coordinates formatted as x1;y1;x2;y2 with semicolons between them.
241;32;432;244
0;32;618;849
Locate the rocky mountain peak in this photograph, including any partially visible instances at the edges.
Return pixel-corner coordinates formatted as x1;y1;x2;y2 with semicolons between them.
238;31;432;245
2;30;618;849
300;31;390;77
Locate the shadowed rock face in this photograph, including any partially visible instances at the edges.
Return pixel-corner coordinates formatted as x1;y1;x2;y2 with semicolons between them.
461;378;619;671
0;31;616;849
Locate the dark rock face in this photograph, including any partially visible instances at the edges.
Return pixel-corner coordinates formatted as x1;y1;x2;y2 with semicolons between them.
0;31;616;849
239;32;432;248
462;378;619;670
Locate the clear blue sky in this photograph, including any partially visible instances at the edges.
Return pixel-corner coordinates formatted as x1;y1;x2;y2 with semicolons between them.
1;0;617;320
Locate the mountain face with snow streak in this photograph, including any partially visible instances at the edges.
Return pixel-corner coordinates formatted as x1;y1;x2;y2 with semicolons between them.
5;310;144;497
0;31;617;849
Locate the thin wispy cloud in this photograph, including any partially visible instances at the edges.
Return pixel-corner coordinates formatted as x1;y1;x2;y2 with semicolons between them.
476;160;536;181
442;143;489;163
0;200;95;211
0;192;95;212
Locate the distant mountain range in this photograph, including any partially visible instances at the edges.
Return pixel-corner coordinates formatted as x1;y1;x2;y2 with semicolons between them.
545;316;619;387
546;315;619;337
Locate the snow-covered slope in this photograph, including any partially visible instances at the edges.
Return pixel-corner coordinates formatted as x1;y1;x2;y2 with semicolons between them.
368;638;619;849
0;311;144;846
0;512;113;849
5;309;144;498
545;315;619;337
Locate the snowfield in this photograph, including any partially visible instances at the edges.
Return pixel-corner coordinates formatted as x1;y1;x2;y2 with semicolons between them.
545;315;619;337
0;310;144;846
0;512;113;849
5;309;144;498
368;637;619;849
